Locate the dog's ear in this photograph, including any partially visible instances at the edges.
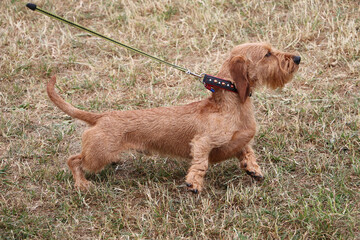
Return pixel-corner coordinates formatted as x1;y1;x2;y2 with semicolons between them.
229;56;250;103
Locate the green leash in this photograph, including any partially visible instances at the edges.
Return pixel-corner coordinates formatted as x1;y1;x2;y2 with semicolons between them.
26;3;239;93
26;3;202;78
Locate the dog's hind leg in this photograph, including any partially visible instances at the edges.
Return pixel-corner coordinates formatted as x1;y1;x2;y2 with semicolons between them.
67;154;91;190
72;127;131;189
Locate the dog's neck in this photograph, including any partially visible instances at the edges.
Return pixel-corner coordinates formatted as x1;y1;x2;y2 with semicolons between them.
207;62;254;114
214;58;253;96
209;88;251;108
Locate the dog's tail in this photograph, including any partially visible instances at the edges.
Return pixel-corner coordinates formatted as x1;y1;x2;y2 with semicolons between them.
47;76;102;125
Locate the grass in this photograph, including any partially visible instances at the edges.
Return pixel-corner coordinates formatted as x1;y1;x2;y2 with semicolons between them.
1;0;359;239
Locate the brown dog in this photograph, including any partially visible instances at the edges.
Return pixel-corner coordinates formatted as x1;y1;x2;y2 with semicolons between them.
47;43;300;192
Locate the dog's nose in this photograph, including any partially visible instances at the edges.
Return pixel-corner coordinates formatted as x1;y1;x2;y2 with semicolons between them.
293;56;301;65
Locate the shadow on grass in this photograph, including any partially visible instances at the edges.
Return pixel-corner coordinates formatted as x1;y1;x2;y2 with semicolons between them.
84;155;259;192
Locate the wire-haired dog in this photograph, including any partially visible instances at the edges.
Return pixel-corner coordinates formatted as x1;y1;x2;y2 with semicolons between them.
47;43;300;193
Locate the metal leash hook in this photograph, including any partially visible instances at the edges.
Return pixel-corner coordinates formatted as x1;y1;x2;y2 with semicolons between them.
185;70;212;91
185;70;203;78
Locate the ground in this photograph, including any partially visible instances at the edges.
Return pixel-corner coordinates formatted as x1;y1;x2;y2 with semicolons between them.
1;0;359;239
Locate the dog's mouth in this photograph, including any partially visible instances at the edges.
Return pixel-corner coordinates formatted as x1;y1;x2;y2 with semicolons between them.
263;58;299;89
280;57;300;78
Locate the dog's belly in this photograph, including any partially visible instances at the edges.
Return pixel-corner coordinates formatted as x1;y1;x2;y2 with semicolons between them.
127;127;194;159
114;109;198;159
145;133;193;158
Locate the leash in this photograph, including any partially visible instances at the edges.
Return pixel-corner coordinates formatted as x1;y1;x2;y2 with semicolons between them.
26;3;237;93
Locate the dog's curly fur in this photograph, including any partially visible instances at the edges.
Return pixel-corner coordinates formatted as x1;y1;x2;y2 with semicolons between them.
47;43;300;192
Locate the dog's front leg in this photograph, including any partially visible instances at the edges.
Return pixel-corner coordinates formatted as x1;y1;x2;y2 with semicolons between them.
185;136;214;193
237;145;264;181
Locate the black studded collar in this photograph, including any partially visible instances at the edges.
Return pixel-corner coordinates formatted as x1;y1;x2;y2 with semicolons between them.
202;74;237;93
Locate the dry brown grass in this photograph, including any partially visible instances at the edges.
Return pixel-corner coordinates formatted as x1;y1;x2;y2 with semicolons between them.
1;0;359;239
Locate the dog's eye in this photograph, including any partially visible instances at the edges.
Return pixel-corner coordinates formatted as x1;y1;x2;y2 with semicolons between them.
265;52;271;57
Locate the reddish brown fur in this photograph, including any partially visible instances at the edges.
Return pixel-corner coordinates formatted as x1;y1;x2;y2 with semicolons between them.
47;43;300;192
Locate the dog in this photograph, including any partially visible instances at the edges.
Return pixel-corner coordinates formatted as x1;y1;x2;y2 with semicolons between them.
47;43;300;193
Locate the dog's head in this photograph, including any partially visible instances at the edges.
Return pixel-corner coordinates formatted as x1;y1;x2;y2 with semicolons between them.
228;43;300;103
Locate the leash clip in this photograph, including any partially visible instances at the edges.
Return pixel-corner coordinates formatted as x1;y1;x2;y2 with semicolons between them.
185;70;203;78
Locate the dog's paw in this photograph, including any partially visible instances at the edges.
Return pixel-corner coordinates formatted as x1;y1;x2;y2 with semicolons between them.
74;180;92;191
241;160;264;181
246;170;264;182
185;174;204;193
185;182;201;194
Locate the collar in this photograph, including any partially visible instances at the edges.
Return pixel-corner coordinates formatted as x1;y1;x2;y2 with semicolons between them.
202;74;252;97
202;74;237;93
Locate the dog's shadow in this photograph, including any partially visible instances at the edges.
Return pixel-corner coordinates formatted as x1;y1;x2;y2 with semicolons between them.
86;154;257;191
86;154;187;185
